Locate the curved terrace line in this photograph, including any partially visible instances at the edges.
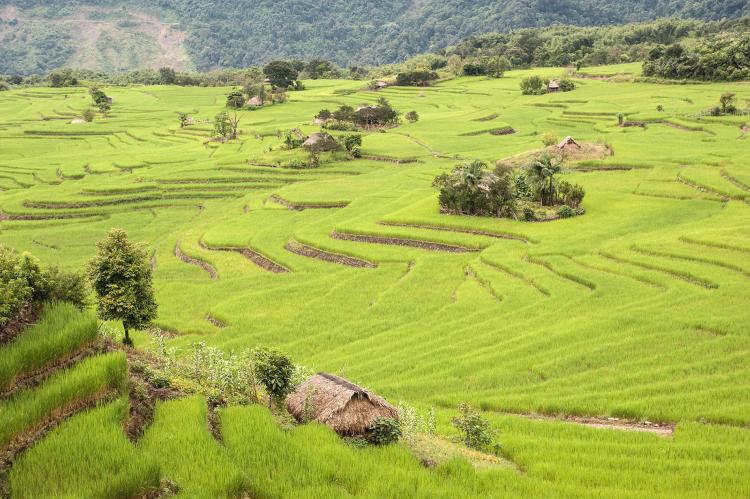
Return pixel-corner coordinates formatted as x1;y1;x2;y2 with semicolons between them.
174;242;218;279
199;239;289;274
285;241;377;268
331;230;480;253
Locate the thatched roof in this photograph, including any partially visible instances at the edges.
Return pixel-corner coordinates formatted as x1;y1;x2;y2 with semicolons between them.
548;80;560;89
303;132;339;151
558;136;581;149
247;96;264;106
286;373;398;436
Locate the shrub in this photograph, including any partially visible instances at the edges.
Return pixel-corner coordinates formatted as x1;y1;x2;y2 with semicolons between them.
254;348;295;408
522;207;537;221
340;134;362;156
540;132;558;147
520;76;546;95
656;104;664;112
368;417;402;445
0;81;9;92
558;79;576;92
405;111;419;123
0;247;33;327
558;205;575;218
617;113;625;125
82;108;96;122
452;402;494;451
316;109;332;120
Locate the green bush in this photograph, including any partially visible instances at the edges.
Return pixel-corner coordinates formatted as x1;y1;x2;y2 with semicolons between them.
395;70;438;86
433;160;516;218
520;76;546;95
452;402;495;451
405;110;419;123
558;205;575;218
368;417;402;445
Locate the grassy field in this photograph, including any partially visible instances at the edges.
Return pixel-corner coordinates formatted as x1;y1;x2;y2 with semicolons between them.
1;67;749;497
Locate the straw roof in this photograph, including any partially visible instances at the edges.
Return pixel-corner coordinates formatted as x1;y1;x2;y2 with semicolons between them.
558;135;581;149
303;132;339;151
548;79;560;89
286;373;398;436
247;96;264;106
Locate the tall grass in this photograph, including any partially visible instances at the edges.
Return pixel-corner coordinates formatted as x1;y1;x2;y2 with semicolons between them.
138;396;248;497
0;351;127;448
9;398;160;499
0;302;97;391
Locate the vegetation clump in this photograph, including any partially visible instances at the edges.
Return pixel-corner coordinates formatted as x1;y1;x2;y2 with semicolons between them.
316;97;399;130
368;417;402;445
0;246;87;331
433;153;585;221
395;70;439;86
452;403;495;452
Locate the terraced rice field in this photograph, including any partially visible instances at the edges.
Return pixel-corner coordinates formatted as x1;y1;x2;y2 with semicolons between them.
1;67;750;497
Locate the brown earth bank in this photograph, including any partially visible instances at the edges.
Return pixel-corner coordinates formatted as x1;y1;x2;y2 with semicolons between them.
285;241;377;268
331;230;479;253
0;304;36;347
174;242;218;279
199;239;289;273
268;194;349;211
378;221;531;243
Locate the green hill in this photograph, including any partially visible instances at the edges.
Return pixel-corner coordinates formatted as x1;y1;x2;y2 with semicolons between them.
1;0;749;74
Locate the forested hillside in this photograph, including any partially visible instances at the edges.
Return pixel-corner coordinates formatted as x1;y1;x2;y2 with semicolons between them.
1;0;749;74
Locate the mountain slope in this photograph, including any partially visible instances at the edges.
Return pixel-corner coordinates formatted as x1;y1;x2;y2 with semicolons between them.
1;0;749;74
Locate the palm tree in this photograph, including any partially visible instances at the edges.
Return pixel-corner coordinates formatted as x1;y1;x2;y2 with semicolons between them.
525;153;562;206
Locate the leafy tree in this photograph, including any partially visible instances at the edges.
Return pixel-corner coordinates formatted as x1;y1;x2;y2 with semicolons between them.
340;133;362;157
82;108;96;122
263;60;298;89
520;76;546;95
226;90;245;108
159;67;177;84
433;160;517;217
316;109;332;120
87;229;157;345
405;110;419;123
540;132;558;147
254;348;295;408
214;111;232;138
452;402;494;451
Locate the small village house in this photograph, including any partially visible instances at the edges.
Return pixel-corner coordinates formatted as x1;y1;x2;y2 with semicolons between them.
558;136;581;151
302;132;339;151
547;80;560;93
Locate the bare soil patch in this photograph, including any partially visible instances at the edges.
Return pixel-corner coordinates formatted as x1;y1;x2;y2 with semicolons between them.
499;142;610;168
199;239;288;273
378;221;530;243
285;241;376;268
506;412;674;437
174;242;217;279
0;304;36;347
331;230;478;253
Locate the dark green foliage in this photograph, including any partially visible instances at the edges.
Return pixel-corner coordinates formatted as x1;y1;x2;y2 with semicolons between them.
558;79;575;92
462;56;510;77
405;111;419;123
557;180;586;208
433;160;517;217
254;348;295;408
315;109;332;120
48;69;77;87
159;67;177;84
520;76;546;95
368;417;402;445
642;32;750;80
263;61;298;89
226;90;245;109
395;70;438;86
557;205;575;218
87;229;157;345
452;402;495;451
524;152;562;206
89;87;110;113
323;98;399;129
0;246;88;327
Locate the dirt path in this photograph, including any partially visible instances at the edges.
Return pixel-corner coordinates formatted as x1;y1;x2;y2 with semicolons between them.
504;412;674;436
285;241;376;268
199;239;288;273
331;230;478;253
174;242;218;279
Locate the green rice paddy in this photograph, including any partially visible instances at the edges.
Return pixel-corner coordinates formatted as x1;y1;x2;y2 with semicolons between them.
1;67;750;497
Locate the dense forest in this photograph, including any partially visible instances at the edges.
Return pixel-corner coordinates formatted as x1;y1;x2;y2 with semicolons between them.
1;0;749;74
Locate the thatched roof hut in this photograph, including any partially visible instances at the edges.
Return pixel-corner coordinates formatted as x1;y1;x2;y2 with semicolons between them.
548;80;560;92
303;132;339;151
286;373;398;436
558;136;581;150
247;96;264;107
